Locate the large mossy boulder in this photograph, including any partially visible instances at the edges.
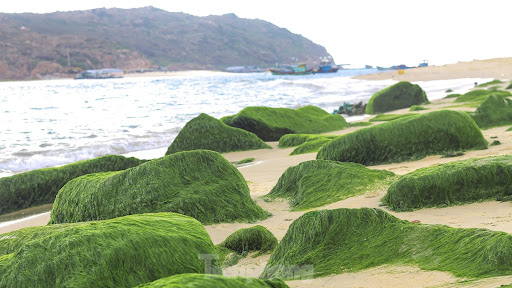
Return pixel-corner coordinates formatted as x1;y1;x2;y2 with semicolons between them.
221;105;348;141
267;160;394;210
472;94;512;128
261;208;512;280
0;213;220;287
0;155;146;214
49;150;268;225
166;113;271;155
137;274;289;288
365;81;429;114
383;156;512;211
317;110;488;165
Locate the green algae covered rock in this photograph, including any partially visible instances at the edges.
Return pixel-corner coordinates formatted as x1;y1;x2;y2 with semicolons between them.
137;274;289;288
0;213;220;288
261;208;512;280
0;155;146;214
221;105;348;141
49;150;268;225
219;225;278;256
455;89;511;103
365;81;429;114
267;160;394;210
278;134;340;155
383;156;512;211
472;94;512;128
317;110;488;165
166;113;271;155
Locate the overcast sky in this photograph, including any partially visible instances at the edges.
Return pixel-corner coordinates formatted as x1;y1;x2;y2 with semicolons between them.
2;0;510;67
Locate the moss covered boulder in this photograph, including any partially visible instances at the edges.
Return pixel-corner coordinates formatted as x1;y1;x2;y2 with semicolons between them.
219;225;278;256
278;134;340;155
221;105;348;141
455;89;511;103
0;213;220;287
472;94;512;128
383;156;512;211
0;155;146;214
166;113;271;155
261;208;512;280
267;160;394;210
317;110;488;165
49;150;268;225
365;81;429;114
137;274;289;288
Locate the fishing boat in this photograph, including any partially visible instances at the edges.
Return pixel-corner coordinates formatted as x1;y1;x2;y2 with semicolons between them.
313;57;339;74
269;63;313;75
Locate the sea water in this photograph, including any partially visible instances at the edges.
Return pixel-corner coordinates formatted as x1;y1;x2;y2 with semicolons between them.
0;69;487;177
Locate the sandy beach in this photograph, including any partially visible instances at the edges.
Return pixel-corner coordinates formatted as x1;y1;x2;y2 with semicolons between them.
2;57;512;287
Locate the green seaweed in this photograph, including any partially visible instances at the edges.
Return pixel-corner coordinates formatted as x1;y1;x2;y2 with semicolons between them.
261;208;512;280
409;105;429;111
290;138;333;155
165;113;271;155
219;225;278;256
383;156;512;211
266;160;395;210
350;121;373;127
454;89;511;103
0;155;146;215
370;113;418;122
0;213;221;287
444;93;461;99
472;94;512;129
49;150;268;225
136;274;289;288
478;79;504;87
317;110;488;165
234;158;255;165
221;105;348;141
278;134;338;148
365;81;429;114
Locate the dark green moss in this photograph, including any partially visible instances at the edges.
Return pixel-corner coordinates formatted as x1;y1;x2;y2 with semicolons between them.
365;81;429;114
278;134;338;148
317;110;488;165
221;105;348;141
49;150;268;225
370;113;418;122
261;208;512;280
267;160;394;210
472;94;512;129
383;156;512;211
136;274;289;288
0;155;146;215
0;213;220;287
219;225;278;256
166;113;270;155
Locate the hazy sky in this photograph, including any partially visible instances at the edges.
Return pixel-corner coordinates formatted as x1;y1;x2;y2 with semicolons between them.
2;0;510;67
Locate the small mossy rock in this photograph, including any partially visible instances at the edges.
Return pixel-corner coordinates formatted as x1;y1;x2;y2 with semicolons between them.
365;81;429;114
221;105;348;141
219;225;278;256
0;213;220;287
0;155;146;214
267;160;394;210
136;274;289;288
317;110;488;165
165;113;271;155
472;94;512;129
49;150;268;225
383;156;512;211
261;208;512;280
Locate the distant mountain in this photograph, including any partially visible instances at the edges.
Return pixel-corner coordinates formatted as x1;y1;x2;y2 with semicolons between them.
0;6;332;80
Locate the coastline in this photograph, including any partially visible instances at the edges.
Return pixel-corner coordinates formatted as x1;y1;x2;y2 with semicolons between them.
2;57;512;287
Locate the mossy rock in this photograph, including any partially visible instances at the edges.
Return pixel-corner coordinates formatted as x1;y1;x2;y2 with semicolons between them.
290;138;333;155
219;225;278;256
166;113;271;155
136;274;289;288
365;81;429;114
278;134;338;148
478;79;504;87
221;105;348;141
472;94;512;129
383;156;512;211
267;160;394;210
261;208;512;280
317;110;488;165
370;113;418;122
0;213;220;287
0;155;146;214
455;89;511;103
409;105;429;111
49;150;268;225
